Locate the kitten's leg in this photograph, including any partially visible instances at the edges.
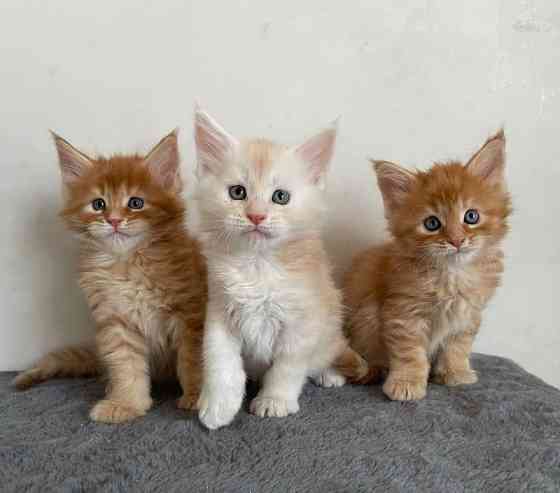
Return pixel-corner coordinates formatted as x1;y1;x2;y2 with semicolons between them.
250;357;307;418
198;314;246;430
383;319;430;401
432;329;478;386
90;319;152;424
176;322;204;411
311;345;378;387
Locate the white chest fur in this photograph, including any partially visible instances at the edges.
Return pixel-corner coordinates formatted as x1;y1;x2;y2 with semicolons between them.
211;254;302;378
428;267;482;356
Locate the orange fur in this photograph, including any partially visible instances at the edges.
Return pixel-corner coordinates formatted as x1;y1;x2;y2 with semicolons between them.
345;131;512;400
15;132;207;423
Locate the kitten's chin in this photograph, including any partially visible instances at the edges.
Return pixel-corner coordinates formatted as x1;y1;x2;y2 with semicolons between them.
96;232;146;256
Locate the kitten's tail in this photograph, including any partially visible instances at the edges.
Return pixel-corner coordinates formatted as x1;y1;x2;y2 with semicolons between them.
333;346;383;385
13;344;100;390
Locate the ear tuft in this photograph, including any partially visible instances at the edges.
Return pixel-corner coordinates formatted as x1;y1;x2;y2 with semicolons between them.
194;107;238;178
51;131;94;186
294;121;338;187
144;129;181;191
371;159;416;215
466;129;506;186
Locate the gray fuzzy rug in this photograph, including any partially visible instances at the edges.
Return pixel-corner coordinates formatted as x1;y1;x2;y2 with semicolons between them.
1;354;559;492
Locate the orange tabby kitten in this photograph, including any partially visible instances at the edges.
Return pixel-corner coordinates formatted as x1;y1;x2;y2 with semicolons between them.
345;131;511;401
14;131;207;423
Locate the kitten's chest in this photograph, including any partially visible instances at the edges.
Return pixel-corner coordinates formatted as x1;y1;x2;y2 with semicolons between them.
428;268;484;354
217;257;295;371
82;258;172;334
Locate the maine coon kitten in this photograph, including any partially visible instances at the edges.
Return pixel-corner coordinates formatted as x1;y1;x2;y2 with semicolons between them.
14;131;207;423
190;108;369;429
345;131;511;401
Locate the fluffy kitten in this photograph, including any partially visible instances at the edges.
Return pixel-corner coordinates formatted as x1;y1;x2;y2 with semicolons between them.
14;131;207;423
190;108;369;429
345;131;511;401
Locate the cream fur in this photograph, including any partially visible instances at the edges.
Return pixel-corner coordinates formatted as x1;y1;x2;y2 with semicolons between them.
192;109;351;429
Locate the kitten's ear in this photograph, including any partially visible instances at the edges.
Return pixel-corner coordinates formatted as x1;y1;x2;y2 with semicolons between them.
371;159;416;213
294;121;338;188
144;129;181;191
194;105;239;178
466;129;506;186
51;131;94;186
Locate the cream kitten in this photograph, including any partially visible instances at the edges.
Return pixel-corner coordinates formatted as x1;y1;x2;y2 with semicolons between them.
190;107;369;429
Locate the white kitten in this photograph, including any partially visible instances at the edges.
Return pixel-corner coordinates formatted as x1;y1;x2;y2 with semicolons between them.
190;107;369;430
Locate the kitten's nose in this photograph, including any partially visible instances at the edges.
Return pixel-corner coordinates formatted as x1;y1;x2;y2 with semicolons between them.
247;213;267;225
108;218;123;230
448;237;465;249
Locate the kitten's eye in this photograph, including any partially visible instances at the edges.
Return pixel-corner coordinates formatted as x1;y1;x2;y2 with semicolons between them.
229;185;247;201
128;197;144;210
272;189;290;205
464;209;480;225
92;198;106;211
423;216;441;232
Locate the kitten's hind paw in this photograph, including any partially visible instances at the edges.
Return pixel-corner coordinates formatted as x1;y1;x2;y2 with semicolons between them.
383;378;427;401
432;369;478;386
90;399;149;424
250;397;299;418
311;369;346;388
177;392;199;411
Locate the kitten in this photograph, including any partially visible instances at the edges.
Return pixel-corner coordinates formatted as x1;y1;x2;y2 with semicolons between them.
345;131;511;401
14;131;207;423
190;108;369;429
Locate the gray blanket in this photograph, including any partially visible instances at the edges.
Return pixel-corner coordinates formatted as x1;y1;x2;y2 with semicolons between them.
1;354;559;492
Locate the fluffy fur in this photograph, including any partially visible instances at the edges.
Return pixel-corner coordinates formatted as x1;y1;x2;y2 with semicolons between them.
191;108;369;429
345;130;512;401
14;131;207;423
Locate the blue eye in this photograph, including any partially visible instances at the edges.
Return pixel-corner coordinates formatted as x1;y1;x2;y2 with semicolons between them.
229;185;247;200
128;197;144;210
424;216;441;231
92;198;106;211
464;209;479;225
272;189;290;205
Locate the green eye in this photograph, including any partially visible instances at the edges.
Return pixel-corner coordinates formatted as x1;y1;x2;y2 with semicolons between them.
464;209;480;225
92;198;106;211
229;185;247;200
128;197;144;210
423;215;441;231
272;189;290;205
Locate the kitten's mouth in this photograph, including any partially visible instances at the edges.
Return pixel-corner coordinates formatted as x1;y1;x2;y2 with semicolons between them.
245;227;271;238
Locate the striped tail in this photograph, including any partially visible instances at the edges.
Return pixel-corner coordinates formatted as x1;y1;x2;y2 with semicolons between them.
13;344;100;390
333;346;384;385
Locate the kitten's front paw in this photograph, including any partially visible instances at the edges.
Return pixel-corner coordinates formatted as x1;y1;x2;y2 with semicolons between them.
197;387;243;430
311;369;346;388
383;378;427;401
432;369;478;386
249;397;300;418
90;399;150;423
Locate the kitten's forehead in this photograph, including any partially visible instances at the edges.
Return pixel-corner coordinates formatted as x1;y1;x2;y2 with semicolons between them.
237;138;288;181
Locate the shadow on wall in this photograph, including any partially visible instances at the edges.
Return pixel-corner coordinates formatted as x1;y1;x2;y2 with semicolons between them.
20;192;93;357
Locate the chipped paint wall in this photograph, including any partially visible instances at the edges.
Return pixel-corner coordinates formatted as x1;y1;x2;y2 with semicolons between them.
1;1;559;387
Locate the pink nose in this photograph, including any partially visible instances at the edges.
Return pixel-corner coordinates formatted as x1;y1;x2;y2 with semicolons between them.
108;218;123;229
448;237;465;249
247;214;266;225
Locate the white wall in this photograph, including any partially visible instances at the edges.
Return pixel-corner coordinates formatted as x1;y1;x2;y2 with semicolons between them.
1;1;558;387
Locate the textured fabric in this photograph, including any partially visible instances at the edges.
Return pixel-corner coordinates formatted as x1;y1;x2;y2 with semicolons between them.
1;354;559;492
